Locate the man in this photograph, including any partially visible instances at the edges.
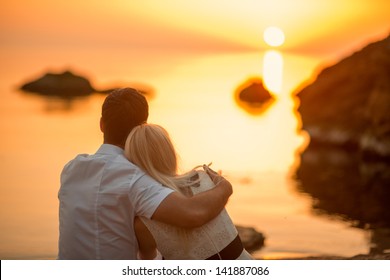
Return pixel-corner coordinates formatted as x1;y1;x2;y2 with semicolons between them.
58;88;232;259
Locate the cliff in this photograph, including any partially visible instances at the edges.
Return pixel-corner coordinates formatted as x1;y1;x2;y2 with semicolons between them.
297;35;390;158
294;36;390;254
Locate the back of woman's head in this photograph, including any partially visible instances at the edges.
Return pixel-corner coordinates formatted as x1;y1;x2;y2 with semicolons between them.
101;88;149;147
125;124;178;187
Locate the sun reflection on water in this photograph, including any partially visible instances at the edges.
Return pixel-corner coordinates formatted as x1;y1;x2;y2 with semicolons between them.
263;50;284;95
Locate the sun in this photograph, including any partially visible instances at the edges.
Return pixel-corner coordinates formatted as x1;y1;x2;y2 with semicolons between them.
263;26;285;47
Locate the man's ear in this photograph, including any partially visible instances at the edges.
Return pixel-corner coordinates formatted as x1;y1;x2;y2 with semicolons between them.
100;117;104;133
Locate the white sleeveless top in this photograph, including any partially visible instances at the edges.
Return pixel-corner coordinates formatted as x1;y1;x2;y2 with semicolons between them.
141;170;253;260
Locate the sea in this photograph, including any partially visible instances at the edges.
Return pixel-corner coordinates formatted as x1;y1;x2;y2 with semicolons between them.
0;44;374;259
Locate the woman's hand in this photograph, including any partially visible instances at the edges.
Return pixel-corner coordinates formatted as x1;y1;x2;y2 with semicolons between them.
152;165;233;228
203;165;230;188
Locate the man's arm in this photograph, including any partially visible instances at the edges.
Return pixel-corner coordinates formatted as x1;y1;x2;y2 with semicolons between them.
151;166;233;228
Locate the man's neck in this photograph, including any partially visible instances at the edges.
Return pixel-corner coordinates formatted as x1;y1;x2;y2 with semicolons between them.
103;141;124;150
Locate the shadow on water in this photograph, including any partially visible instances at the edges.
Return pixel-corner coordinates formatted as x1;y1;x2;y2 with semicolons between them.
22;94;92;112
294;141;390;254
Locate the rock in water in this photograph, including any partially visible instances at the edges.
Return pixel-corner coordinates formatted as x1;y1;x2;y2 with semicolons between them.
20;70;96;96
236;225;265;251
297;35;390;158
237;78;274;104
234;77;275;115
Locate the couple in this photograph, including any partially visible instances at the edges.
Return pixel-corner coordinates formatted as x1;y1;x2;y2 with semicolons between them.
58;88;253;260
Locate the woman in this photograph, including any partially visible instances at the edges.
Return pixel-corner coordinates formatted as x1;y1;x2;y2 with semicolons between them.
125;123;253;260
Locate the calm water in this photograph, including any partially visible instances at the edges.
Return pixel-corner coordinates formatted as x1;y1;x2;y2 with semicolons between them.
0;46;371;259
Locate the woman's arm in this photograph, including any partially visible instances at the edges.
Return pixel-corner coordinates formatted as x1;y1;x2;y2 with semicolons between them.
134;217;158;260
151;166;233;228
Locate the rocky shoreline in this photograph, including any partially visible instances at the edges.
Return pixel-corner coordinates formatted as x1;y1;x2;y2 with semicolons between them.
296;35;390;159
293;35;390;257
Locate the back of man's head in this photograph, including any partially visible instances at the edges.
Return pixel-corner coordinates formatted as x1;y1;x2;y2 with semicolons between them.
101;88;149;147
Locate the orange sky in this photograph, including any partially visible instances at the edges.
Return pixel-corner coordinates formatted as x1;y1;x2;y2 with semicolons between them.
0;0;389;57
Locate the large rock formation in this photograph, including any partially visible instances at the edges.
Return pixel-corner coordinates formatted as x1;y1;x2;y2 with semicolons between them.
295;35;390;254
297;35;390;158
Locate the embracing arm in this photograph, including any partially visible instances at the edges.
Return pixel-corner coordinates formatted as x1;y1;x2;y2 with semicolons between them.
151;166;233;228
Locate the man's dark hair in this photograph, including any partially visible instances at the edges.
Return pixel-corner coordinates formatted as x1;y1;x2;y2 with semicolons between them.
101;88;149;147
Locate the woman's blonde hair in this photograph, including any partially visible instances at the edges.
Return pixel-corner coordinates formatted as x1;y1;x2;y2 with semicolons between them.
124;123;197;193
125;123;203;250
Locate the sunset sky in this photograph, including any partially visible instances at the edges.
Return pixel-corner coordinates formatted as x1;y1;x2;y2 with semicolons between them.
1;0;389;57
